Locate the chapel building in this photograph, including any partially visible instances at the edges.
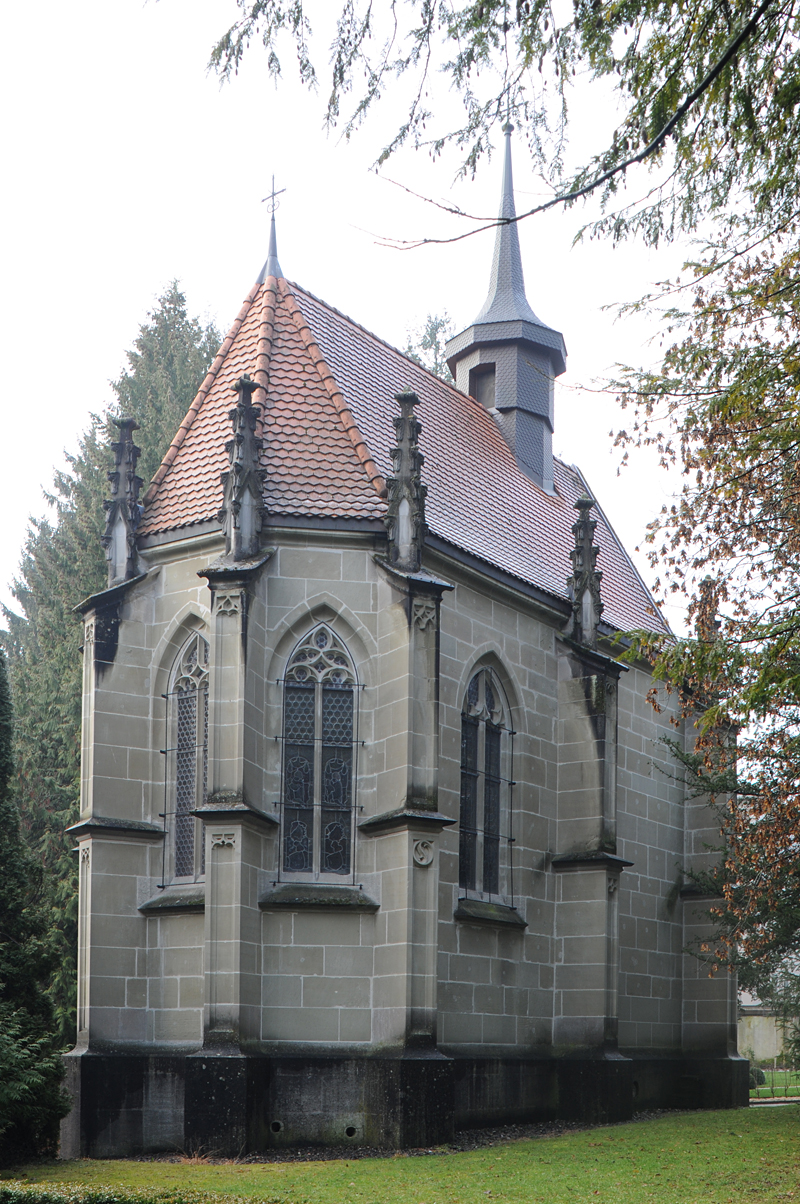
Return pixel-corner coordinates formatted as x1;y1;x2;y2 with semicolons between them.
61;129;747;1157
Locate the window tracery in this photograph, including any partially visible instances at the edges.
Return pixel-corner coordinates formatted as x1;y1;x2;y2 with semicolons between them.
282;625;358;877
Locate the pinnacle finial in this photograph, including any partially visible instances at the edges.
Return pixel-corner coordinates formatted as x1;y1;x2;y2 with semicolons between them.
385;390;427;573
257;176;285;282
473;124;542;327
101;418;143;586
565;493;604;648
218;374;267;560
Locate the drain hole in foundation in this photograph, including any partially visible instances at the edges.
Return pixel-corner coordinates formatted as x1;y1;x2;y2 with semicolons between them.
271;1120;283;1134
345;1126;357;1139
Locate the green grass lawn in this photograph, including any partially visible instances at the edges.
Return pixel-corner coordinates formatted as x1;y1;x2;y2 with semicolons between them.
5;1107;800;1204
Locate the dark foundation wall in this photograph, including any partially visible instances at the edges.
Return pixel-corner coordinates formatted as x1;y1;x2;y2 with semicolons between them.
60;1049;749;1157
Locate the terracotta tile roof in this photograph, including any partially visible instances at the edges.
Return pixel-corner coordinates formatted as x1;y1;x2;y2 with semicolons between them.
140;275;668;635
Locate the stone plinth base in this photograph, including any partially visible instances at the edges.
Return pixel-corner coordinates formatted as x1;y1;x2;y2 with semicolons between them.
59;1048;749;1158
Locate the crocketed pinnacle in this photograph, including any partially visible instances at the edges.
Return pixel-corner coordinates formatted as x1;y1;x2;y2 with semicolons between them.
474;123;542;327
257;211;283;283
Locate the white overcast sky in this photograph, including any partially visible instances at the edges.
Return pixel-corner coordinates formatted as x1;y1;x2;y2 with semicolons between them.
0;0;689;626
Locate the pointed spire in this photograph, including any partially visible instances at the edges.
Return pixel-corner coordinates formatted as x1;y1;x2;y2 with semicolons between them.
385;391;427;573
101;418;143;585
257;177;285;282
218;374;266;560
474;124;542;327
565;494;604;648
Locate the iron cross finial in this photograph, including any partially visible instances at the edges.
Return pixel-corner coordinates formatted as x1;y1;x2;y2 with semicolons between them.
262;175;286;214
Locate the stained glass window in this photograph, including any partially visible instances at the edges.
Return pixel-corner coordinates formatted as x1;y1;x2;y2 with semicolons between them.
282;626;357;877
459;668;509;898
171;632;209;879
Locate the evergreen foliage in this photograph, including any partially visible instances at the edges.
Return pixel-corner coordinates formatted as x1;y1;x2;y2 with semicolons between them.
0;649;69;1162
1;284;220;1043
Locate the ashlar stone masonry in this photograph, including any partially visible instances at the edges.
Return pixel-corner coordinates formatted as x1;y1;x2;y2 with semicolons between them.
61;139;747;1157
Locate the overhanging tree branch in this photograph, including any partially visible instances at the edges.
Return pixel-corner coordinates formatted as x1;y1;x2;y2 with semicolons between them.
377;0;780;249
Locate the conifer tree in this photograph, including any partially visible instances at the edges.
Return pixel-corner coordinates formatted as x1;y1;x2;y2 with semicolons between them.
2;284;219;1042
0;648;68;1162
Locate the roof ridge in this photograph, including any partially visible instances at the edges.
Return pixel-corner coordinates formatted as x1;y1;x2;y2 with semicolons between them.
143;277;267;507
280;280;388;500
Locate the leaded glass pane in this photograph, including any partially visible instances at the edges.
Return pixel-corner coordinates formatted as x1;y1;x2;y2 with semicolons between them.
175;690;197;877
283;809;313;872
285;685;315;743
459;714;479;890
322;685;353;745
483;721;502;894
321;685;353;873
283;684;315;873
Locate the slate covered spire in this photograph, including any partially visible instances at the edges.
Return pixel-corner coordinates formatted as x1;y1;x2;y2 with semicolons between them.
445;125;566;493
101;418;143;586
257;208;283;283
218;374;267;560
565;494;604;648
385;390;427;573
474;124;542;327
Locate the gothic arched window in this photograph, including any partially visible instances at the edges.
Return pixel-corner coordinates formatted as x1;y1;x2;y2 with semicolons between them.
282;625;357;877
169;632;209;880
459;668;512;898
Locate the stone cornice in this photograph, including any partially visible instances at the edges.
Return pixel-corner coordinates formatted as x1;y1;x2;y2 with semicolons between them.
139;885;205;914
259;883;378;911
66;815;164;840
193;798;279;829
73;572;149;616
454;899;527;928
358;807;456;836
198;549;275;585
551;851;634;873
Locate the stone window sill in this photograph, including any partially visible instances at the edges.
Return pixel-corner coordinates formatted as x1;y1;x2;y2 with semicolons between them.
259;883;379;912
139;884;205;914
454;898;527;928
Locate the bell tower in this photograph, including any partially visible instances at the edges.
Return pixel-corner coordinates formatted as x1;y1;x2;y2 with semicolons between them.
446;124;567;493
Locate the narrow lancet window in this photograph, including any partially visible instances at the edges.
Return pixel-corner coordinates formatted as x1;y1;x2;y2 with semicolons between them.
459;668;511;898
282;625;357;877
170;633;209;879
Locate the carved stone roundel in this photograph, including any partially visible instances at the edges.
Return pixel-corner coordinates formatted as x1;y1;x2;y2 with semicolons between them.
413;839;434;867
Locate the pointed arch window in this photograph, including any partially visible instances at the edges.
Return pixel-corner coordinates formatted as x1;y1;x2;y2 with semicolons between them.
281;625;358;878
168;632;209;881
459;668;513;900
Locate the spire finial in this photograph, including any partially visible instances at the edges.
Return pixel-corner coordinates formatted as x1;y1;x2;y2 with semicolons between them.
257;176;285;282
565;494;604;648
101;418;143;585
385;391;427;573
473;125;542;326
218;374;267;560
